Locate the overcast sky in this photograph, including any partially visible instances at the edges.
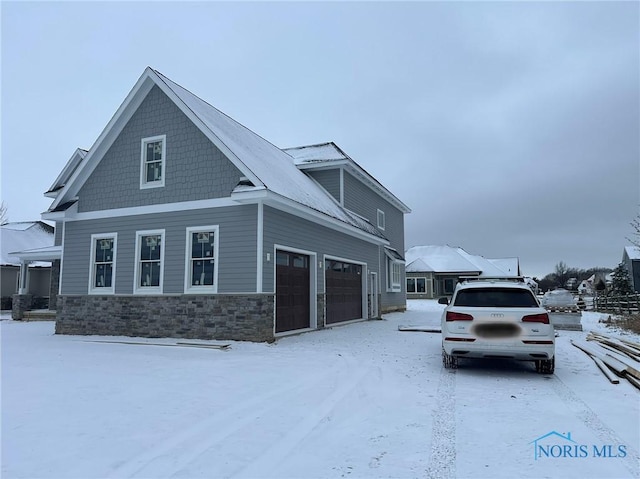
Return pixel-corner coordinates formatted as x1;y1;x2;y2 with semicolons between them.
2;1;638;279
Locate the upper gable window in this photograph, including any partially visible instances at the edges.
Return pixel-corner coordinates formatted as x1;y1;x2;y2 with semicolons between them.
140;135;166;189
377;209;386;230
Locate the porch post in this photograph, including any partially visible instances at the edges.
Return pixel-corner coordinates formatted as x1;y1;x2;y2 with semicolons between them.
18;260;30;294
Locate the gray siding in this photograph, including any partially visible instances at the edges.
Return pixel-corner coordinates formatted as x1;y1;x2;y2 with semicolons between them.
61;205;257;295
54;222;63;246
262;206;379;293
78;85;244;212
306;169;341;202
342;172;407;312
343;172;405;254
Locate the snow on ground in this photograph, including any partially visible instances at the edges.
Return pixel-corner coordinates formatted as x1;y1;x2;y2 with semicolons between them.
1;301;638;479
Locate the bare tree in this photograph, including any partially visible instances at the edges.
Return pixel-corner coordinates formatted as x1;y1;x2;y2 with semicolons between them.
0;201;7;225
630;213;640;248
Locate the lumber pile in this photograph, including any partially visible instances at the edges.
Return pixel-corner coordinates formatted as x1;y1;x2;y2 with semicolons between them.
571;332;640;390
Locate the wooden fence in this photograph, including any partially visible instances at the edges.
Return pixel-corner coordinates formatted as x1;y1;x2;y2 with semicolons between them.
594;294;640;315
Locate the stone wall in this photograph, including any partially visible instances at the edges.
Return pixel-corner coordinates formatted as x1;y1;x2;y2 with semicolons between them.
56;294;275;342
12;294;33;320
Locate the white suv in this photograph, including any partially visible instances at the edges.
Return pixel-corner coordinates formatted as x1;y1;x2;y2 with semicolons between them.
439;277;555;373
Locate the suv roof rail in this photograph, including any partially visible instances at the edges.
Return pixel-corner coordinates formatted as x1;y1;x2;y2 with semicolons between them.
458;276;525;283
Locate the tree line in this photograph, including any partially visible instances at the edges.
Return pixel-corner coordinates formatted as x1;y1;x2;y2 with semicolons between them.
535;262;612;293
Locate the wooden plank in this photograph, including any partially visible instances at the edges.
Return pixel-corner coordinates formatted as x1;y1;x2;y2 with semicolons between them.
571;340;627;376
625;374;640;391
398;326;441;333
591;356;620;384
84;339;230;350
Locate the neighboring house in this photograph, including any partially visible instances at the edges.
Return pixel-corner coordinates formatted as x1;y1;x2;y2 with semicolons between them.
40;67;410;341
405;245;520;299
622;246;640;293
1;222;55;309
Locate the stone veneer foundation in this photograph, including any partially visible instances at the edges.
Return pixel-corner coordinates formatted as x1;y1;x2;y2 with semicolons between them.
56;294;276;342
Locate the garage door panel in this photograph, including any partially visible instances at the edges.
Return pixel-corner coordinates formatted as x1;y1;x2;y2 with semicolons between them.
276;251;310;334
326;260;362;324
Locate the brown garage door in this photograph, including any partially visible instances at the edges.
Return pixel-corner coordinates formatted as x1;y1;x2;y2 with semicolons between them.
326;260;362;324
276;251;310;333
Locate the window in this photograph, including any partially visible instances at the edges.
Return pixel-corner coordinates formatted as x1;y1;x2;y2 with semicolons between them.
377;209;385;230
444;278;455;294
454;288;539;308
134;230;165;293
185;226;219;293
140;135;166;188
89;233;117;293
406;277;426;293
387;258;402;292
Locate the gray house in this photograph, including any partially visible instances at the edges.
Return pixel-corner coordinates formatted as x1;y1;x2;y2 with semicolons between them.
41;67;410;342
622;246;640;293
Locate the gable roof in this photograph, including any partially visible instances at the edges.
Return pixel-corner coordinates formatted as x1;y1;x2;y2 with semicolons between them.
405;245;518;276
46;68;390;242
1;222;55;266
625;245;640;260
45;148;88;198
284;142;411;214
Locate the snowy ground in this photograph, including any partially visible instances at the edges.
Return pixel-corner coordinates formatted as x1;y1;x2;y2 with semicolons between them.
1;301;638;479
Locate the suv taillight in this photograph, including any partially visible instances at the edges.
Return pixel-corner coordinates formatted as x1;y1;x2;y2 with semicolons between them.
522;313;550;324
446;311;474;321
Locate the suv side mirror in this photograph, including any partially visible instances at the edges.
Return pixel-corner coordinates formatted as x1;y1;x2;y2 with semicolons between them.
438;297;449;305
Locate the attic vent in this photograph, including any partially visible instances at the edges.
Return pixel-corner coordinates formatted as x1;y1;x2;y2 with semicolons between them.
237;176;255;187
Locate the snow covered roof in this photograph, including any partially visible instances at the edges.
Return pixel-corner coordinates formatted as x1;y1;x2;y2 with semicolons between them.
487;257;520;276
405;245;519;277
45;148;88;197
284;142;348;163
1;222;55;266
624;245;640;260
47;68;393;242
283;142;411;214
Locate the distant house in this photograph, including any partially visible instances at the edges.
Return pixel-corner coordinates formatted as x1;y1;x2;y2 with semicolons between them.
622;246;640;293
39;67;410;341
1;222;55;309
405;245;520;299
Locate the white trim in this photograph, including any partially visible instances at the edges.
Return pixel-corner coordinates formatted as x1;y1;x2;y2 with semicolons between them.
369;271;379;318
140;135;166;189
58;222;66;296
183;226;219;294
386;258;402;293
88;233;117;295
133;229;165;294
58;197;237;222
49;74;156;212
273;244;317;333
377;209;386;231
256;202;264;293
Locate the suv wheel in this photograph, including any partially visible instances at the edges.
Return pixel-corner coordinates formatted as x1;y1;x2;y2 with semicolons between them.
536;358;555;374
442;348;458;369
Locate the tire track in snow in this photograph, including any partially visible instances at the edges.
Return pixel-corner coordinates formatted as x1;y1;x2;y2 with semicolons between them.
425;367;456;479
550;375;639;478
106;365;342;478
230;363;372;478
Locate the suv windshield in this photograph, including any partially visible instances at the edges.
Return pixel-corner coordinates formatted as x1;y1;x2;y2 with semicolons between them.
454;288;538;308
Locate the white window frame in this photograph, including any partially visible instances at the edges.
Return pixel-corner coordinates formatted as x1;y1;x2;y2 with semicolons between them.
88;233;117;294
184;225;219;294
134;229;165;294
140;135;166;189
387;258;402;292
377;209;386;230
